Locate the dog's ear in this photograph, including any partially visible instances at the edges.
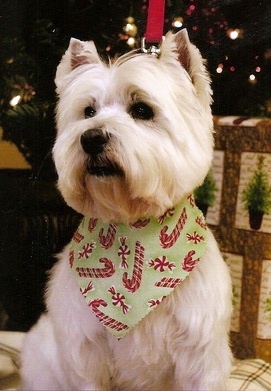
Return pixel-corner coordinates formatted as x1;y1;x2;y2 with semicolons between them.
55;38;101;93
161;29;212;109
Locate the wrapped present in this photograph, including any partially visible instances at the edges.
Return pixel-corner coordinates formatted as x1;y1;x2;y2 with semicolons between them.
203;116;271;361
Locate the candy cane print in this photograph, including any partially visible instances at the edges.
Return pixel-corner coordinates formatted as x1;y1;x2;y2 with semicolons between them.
129;218;150;229
118;237;130;269
108;286;131;314
98;223;118;249
195;215;207;230
72;230;85;244
80;281;95;297
158;207;175;225
155;277;183;288
187;194;195;207
69;250;75;268
88;218;98;233
159;207;187;249
76;258;115;278
88;299;129;332
122;241;145;293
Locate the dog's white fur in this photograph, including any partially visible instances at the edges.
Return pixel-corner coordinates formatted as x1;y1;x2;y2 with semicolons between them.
20;30;233;390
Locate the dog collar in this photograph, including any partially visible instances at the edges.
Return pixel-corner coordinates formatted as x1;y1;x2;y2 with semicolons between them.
69;195;207;338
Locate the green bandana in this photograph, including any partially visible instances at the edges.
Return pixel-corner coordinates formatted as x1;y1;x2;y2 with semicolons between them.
69;195;207;338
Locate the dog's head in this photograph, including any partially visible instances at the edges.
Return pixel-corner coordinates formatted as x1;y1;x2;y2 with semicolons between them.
53;29;213;222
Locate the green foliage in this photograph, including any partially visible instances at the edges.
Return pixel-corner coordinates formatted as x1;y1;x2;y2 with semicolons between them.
194;171;217;207
0;20;63;178
242;155;271;214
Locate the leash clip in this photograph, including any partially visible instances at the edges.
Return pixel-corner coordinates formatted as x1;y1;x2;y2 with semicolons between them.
141;37;164;57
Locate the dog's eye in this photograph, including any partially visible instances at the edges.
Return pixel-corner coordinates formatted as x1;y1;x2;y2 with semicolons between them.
130;102;154;120
84;106;96;118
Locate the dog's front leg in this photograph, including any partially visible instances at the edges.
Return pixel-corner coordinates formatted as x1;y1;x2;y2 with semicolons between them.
20;314;71;390
172;344;231;391
20;313;113;390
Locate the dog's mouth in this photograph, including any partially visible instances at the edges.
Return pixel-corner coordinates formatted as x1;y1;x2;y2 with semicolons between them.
87;160;124;178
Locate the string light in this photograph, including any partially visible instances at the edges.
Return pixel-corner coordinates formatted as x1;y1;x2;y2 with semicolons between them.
172;17;183;28
10;95;21;107
248;74;257;84
216;64;223;73
227;28;243;40
127;37;136;47
123;17;137;37
122;16;138;48
170;3;262;88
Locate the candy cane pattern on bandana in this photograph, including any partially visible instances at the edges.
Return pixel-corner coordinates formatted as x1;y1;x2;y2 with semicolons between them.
88;218;98;233
108;286;131;314
69;250;75;268
159;207;188;248
80;281;95;297
72;230;84;244
158;207;175;225
76;257;115;278
129;219;150;229
187;194;195;207
98;223;118;249
88;299;129;332
182;250;199;272
118;237;130;269
148;296;166;309
196;215;207;230
155;277;183;288
122;241;145;293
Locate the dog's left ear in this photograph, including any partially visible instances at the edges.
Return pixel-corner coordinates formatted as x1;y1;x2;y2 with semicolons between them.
161;29;212;109
55;38;102;93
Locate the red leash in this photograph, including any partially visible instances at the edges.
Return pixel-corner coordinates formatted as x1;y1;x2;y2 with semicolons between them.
142;0;165;54
145;0;166;42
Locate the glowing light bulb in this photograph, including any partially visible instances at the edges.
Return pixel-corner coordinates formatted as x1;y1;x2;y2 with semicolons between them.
125;24;133;33
216;64;223;73
123;17;137;37
227;28;243;40
229;30;239;40
10;95;21;107
127;37;135;47
172;17;183;28
249;74;257;84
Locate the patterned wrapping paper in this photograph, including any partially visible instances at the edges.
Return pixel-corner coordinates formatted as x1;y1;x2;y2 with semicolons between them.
209;116;271;361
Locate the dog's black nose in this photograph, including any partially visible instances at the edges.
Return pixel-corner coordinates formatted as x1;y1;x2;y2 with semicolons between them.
80;128;109;156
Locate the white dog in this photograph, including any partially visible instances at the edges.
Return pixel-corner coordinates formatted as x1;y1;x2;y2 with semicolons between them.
20;29;233;390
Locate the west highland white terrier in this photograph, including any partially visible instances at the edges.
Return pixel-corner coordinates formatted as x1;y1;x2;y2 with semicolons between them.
20;29;233;390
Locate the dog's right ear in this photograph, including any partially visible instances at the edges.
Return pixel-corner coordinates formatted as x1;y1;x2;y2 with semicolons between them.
55;38;101;93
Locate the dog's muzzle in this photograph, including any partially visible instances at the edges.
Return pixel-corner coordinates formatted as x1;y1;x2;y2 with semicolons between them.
80;128;124;178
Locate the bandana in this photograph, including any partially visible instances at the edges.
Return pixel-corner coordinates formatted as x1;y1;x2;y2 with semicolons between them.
69;194;207;338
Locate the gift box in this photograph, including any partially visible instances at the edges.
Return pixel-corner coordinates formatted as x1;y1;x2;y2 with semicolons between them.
204;116;271;361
